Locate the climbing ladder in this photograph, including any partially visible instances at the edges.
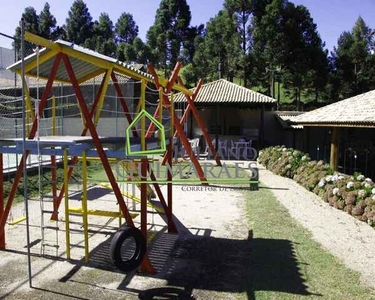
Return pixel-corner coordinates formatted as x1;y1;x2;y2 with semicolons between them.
39;154;60;256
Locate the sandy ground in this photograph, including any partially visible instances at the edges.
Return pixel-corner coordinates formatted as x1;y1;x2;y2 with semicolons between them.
3;161;375;299
0;169;251;299
259;165;375;289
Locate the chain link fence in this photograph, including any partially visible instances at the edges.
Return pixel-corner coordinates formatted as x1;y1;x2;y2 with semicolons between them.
0;31;151;167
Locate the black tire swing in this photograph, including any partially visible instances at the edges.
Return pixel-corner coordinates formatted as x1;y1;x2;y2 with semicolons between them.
110;225;147;272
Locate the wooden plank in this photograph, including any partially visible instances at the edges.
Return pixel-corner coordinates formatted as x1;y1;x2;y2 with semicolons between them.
330;127;339;171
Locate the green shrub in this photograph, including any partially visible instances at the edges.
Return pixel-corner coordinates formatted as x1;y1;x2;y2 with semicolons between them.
259;146;375;228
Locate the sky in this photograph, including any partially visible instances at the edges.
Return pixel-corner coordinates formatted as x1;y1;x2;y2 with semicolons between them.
1;0;375;53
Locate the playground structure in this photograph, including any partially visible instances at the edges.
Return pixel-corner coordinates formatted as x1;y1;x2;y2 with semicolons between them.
0;32;223;274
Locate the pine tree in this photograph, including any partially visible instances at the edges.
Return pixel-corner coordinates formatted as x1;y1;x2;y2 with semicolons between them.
92;13;116;56
224;0;252;86
192;10;241;82
250;0;328;107
38;2;57;39
14;7;39;55
115;12;139;44
331;17;375;98
65;0;94;47
146;0;192;73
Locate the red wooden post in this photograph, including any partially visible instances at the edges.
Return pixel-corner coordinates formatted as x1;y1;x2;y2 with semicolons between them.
110;72;138;137
140;159;147;239
140;159;155;273
177;77;222;166
148;64;207;183
0;153;5;249
145;63;182;138
62;54;135;227
51;69;112;220
161;79;209;165
0;54;62;237
148;169;177;233
167;142;173;233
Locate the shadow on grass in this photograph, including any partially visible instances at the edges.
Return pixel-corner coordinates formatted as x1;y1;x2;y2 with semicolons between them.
59;229;318;300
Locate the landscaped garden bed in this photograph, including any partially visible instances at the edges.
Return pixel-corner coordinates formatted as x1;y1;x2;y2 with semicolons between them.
258;146;375;227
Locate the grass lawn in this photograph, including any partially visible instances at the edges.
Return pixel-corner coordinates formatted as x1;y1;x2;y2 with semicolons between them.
86;160;252;185
243;183;375;299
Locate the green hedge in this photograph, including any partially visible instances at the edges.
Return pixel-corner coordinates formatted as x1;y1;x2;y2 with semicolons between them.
259;146;375;227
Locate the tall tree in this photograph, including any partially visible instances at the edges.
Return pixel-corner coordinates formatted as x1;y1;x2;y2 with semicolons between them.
115;12;139;61
92;13;116;56
146;0;192;74
65;0;94;47
14;7;39;55
250;0;328;108
192;10;241;82
38;2;57;39
224;0;252;86
118;37;153;64
331;17;375;99
180;24;205;64
115;13;139;44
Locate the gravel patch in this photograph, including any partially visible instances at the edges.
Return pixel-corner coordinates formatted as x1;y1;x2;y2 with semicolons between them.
259;165;375;289
0;178;250;299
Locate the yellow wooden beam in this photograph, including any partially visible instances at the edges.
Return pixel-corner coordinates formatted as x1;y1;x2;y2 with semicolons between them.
25;32;61;51
17;70;71;84
94;68;112;126
82;150;89;263
63;149;71;260
24;49;58;73
68;207;139;219
22;77;35;122
8;216;26;225
158;77;193;96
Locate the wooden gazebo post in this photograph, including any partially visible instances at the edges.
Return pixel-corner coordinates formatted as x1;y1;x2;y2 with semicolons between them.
260;104;265;148
330;127;339;171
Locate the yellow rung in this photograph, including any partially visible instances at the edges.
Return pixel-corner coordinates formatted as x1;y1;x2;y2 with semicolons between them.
68;207;139;219
77;157;120;162
147;231;157;245
8;216;26;225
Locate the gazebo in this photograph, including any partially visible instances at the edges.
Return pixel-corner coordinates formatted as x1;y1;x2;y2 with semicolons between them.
293;89;375;175
173;79;276;149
